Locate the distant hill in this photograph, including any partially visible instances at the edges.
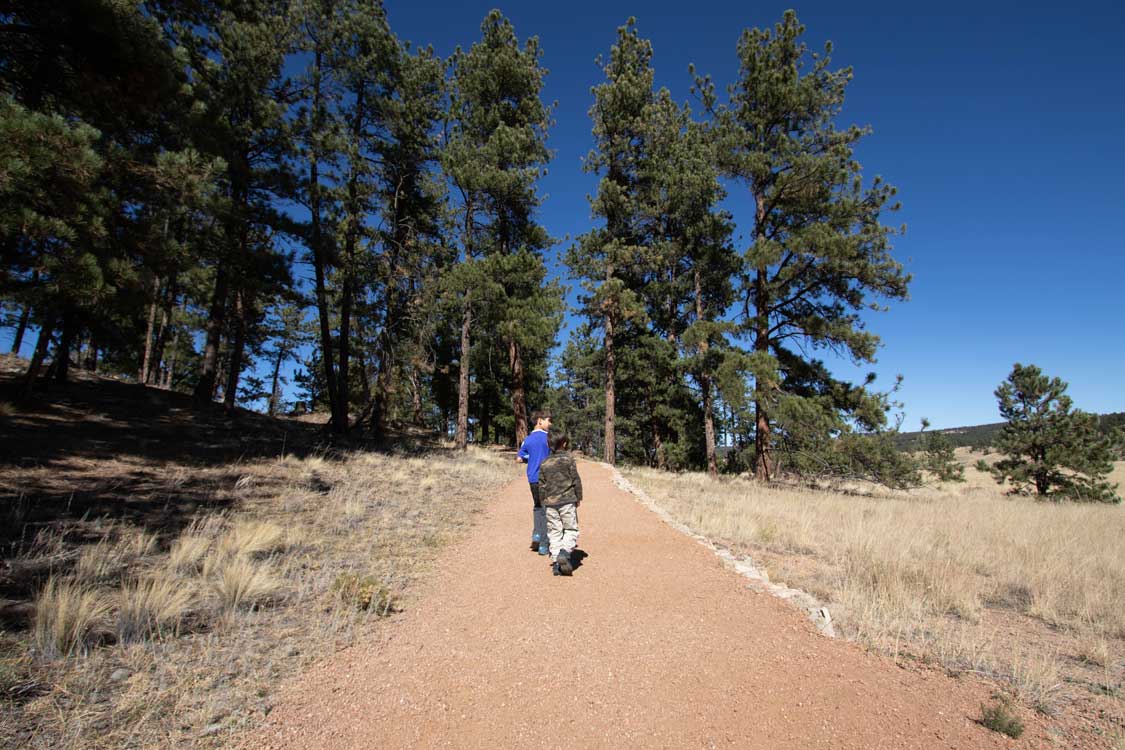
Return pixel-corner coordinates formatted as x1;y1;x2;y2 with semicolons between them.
895;412;1124;452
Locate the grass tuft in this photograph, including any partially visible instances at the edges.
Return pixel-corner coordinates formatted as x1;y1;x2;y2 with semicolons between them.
209;556;281;612
217;520;286;559
33;577;111;658
115;573;194;643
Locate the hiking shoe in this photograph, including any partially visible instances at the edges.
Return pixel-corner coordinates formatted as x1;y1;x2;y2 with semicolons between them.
552;561;562;576
538;542;549;555
556;549;573;576
530;540;540;551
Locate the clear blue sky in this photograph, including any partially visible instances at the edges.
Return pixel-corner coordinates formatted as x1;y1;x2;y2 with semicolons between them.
6;1;1121;429
384;0;1125;429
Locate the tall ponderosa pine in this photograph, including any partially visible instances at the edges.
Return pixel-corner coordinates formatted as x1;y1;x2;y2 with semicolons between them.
990;364;1119;502
444;10;560;449
640;94;738;476
568;19;655;464
693;11;910;480
365;41;448;438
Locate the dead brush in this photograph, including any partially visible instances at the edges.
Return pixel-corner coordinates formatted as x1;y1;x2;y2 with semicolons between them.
115;572;194;644
979;693;1024;738
33;577;111;658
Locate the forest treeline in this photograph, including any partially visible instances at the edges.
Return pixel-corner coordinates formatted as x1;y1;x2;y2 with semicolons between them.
3;2;927;484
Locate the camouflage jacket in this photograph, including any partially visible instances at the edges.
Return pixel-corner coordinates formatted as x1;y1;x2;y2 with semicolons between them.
537;452;582;508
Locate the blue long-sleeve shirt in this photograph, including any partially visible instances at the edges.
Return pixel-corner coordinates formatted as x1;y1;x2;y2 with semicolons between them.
517;429;550;483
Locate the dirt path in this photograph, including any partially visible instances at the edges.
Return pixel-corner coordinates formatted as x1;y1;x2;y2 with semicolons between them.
247;461;1044;749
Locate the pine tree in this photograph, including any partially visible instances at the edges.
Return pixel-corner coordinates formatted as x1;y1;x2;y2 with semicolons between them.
568;19;656;465
917;419;965;482
443;10;561;449
990;364;1119;502
639;92;739;476
693;11;910;481
365;39;448;438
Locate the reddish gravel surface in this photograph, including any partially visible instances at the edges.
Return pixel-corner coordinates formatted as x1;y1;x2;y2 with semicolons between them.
246;460;1046;749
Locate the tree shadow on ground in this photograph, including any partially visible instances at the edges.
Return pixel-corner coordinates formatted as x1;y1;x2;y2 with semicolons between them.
0;370;444;612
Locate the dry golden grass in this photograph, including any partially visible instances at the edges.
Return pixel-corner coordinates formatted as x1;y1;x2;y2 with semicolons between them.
167;516;224;574
32;577;112;658
208;555;281;612
5;444;515;749
73;539;126;583
216;519;286;559
621;453;1125;723
73;528;160;584
115;573;194;643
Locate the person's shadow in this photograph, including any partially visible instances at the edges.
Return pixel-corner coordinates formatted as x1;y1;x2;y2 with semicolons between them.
569;549;588;571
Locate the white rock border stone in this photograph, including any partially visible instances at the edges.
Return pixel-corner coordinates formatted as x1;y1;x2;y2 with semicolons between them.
608;465;835;638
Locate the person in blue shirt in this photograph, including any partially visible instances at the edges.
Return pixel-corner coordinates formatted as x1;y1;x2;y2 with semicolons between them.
517;409;551;555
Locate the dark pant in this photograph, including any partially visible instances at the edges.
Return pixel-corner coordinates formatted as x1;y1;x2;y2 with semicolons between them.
529;482;547;543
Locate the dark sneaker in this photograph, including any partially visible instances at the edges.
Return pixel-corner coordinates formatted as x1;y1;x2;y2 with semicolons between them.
530;540;540;551
552;561;562;576
556;549;573;576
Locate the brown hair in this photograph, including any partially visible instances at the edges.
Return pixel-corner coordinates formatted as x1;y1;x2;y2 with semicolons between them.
551;433;569;451
531;409;551;426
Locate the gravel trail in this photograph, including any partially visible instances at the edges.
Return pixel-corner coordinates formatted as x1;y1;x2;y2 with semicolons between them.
246;460;1043;749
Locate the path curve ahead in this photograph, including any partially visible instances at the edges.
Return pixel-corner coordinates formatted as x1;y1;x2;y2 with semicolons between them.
247;461;1041;749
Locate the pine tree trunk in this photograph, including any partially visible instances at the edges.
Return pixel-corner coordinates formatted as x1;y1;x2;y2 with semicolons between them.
268;346;284;417
11;306;29;354
224;289;247;413
83;337;98;372
150;275;176;384
163;333;177;389
140;275;160;385
336;87;366;435
337;277;352;431
150;303;168;384
752;193;772;481
603;306;616;465
695;269;718;478
53;310;76;383
213;350;226;402
193;262;229;406
358;346;372;407
308;48;340;432
21;308;57;399
652;415;666;470
481;393;491;446
410;367;424;427
455;296;471;450
509;338;528;447
11;302;30;354
372;331;393;439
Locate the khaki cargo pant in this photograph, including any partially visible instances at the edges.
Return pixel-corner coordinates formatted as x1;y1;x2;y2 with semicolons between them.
545;502;579;560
